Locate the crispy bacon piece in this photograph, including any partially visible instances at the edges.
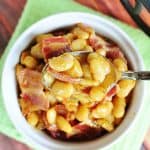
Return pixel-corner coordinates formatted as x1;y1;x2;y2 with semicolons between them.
46;127;67;140
82;87;91;94
21;92;49;110
55;104;68;117
46;123;102;141
89;34;110;50
106;47;124;60
69;119;79;126
42;36;71;59
71;124;102;141
106;84;117;98
47;67;81;84
16;68;49;110
89;35;103;50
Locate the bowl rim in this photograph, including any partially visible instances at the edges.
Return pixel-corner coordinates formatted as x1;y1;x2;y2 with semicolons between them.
1;12;145;150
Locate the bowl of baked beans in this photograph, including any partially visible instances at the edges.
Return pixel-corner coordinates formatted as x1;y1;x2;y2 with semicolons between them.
2;12;145;150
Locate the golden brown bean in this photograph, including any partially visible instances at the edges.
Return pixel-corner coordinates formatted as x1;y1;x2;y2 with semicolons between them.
56;116;72;134
96;119;114;132
72;27;89;39
91;101;113;119
82;64;92;79
71;39;86;51
80;78;100;87
45;91;57;105
42;72;55;88
65;59;83;78
113;58;127;72
51;81;74;101
67;112;76;121
96;48;107;56
112;96;126;118
46;108;57;124
31;43;43;59
105;114;115;123
27;112;39;127
117;80;136;98
71;92;91;104
87;53;110;82
76;105;89;121
36;33;53;43
63;33;74;42
84;45;93;52
64;99;78;112
48;53;74;72
77;23;95;35
21;55;38;69
90;86;106;102
100;62;118;91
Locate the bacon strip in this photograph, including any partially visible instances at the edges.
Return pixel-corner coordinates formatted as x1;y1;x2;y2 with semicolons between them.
55;104;68;117
16;68;49;110
42;36;71;59
89;35;108;50
106;84;117;98
106;47;124;60
71;124;102;140
47;67;81;84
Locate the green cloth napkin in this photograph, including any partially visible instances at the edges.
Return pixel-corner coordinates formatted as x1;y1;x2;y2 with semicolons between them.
0;0;150;149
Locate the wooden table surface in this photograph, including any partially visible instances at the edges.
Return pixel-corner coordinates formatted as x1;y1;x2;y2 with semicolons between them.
0;0;31;149
0;0;149;150
0;0;26;56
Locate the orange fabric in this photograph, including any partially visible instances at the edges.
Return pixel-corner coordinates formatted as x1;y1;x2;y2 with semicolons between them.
76;0;137;27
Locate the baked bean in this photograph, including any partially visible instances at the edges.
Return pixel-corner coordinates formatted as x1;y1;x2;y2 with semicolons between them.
36;33;53;43
64;99;78;112
27;112;39;127
48;53;74;72
42;72;55;88
82;64;92;79
76;105;89;121
88;53;110;82
45;91;57;105
90;86;106;102
91;101;113;118
21;53;38;69
71;39;86;51
46;108;57;124
112;96;126;118
80;78;100;87
72;27;89;39
56;116;72;134
117;80;136;98
51;81;74;101
31;43;43;59
66;59;83;78
96;48;107;56
113;58;127;72
71;92;91;104
96;119;114;132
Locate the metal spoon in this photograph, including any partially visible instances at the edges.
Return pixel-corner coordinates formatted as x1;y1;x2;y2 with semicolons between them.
70;50;150;80
43;50;150;81
122;71;150;80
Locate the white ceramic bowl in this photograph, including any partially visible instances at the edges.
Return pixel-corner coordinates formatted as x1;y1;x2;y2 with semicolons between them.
2;12;145;150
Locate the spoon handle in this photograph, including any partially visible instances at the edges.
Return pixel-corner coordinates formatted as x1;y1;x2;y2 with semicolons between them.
122;71;150;80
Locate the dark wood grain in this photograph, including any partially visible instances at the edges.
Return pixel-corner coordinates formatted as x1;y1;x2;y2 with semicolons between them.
0;134;31;150
0;0;26;56
0;1;31;149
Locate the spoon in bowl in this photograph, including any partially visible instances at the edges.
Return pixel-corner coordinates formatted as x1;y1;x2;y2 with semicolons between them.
70;50;150;80
42;50;150;84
